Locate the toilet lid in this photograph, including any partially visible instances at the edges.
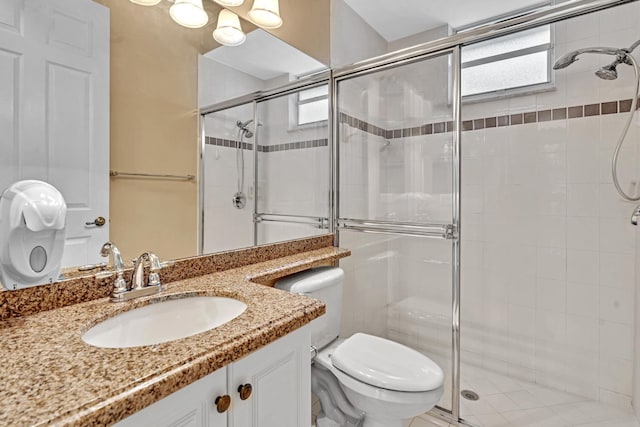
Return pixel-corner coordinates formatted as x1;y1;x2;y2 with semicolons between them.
331;333;444;392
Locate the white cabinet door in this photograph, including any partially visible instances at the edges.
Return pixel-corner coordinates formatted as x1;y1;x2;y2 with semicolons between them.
0;0;110;267
114;366;228;427
113;326;311;427
228;326;311;427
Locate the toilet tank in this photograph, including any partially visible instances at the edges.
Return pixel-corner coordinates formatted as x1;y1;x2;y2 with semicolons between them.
275;267;343;351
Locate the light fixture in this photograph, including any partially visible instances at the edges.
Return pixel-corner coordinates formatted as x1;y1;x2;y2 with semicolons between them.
214;0;245;6
170;0;209;29
213;9;246;46
248;0;282;29
129;0;162;5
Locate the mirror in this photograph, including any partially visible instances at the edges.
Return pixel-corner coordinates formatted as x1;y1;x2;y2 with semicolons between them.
0;0;330;290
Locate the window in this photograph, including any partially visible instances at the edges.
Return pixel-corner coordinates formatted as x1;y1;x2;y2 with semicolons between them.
296;84;328;126
461;25;552;98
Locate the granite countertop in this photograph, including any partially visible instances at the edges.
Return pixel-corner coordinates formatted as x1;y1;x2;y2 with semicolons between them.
0;246;349;427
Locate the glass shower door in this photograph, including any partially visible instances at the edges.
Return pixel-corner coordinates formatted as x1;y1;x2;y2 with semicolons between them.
201;103;256;254
336;49;459;416
254;83;331;245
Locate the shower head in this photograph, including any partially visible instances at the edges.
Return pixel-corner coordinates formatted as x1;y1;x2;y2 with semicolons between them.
236;119;254;138
595;62;619;80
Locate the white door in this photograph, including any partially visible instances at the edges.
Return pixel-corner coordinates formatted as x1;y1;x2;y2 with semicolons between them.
0;0;109;267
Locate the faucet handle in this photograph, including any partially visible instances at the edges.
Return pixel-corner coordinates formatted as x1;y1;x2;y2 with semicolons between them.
147;252;162;288
113;275;128;296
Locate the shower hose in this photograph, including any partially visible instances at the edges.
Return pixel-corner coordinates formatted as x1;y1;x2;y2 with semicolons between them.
612;53;640;201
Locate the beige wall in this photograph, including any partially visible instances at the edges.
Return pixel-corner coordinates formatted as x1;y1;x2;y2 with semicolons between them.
95;0;206;261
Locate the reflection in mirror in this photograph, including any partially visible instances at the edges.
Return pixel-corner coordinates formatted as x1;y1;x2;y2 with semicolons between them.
0;0;329;290
199;29;329;253
199;28;327;105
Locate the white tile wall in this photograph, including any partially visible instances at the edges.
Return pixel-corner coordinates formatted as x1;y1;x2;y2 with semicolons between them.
454;5;640;407
459;115;637;405
202;133;255;252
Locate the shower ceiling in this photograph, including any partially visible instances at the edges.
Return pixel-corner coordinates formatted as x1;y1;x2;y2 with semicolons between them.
343;0;545;41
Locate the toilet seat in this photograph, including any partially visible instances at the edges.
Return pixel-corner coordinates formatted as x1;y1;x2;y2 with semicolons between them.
315;341;436;407
331;333;444;392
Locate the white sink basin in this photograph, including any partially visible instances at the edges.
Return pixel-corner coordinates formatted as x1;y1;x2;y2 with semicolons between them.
82;296;247;348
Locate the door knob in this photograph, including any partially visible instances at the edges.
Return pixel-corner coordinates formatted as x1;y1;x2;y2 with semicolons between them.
86;216;106;227
237;383;252;400
215;395;231;413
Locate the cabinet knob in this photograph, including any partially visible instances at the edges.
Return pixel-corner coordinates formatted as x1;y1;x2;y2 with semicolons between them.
215;395;231;413
237;383;253;400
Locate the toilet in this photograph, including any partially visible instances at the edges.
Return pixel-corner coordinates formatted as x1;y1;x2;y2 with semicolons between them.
275;267;444;427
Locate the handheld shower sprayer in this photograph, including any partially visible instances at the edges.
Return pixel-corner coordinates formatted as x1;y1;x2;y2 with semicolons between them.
232;119;263;209
552;47;626;72
553;40;640;203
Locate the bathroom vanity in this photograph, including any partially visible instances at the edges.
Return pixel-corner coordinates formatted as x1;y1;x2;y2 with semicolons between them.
0;236;348;426
116;326;310;427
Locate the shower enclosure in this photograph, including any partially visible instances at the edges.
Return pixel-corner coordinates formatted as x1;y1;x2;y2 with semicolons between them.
200;77;331;254
201;1;640;425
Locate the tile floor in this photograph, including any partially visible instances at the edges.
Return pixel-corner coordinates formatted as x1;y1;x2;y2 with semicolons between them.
408;363;640;427
314;363;640;427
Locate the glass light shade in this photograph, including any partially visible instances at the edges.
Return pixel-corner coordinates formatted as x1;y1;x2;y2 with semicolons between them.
248;0;282;29
213;9;246;46
170;0;209;29
130;0;162;5
214;0;245;6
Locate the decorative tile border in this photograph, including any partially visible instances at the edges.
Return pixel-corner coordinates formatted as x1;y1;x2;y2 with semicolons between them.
207;98;637;150
205;136;253;151
204;136;328;152
341;97;639;138
260;139;328;152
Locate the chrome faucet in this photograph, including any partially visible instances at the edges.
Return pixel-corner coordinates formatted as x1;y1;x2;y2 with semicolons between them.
130;252;162;290
100;242;127;297
110;251;163;302
631;205;640;225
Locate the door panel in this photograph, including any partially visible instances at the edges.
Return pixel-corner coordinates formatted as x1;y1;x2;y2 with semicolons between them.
336;50;457;414
339;230;454;412
0;0;23;34
337;53;454;226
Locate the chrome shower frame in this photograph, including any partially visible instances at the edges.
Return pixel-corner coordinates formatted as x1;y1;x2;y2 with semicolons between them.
331;1;637;426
